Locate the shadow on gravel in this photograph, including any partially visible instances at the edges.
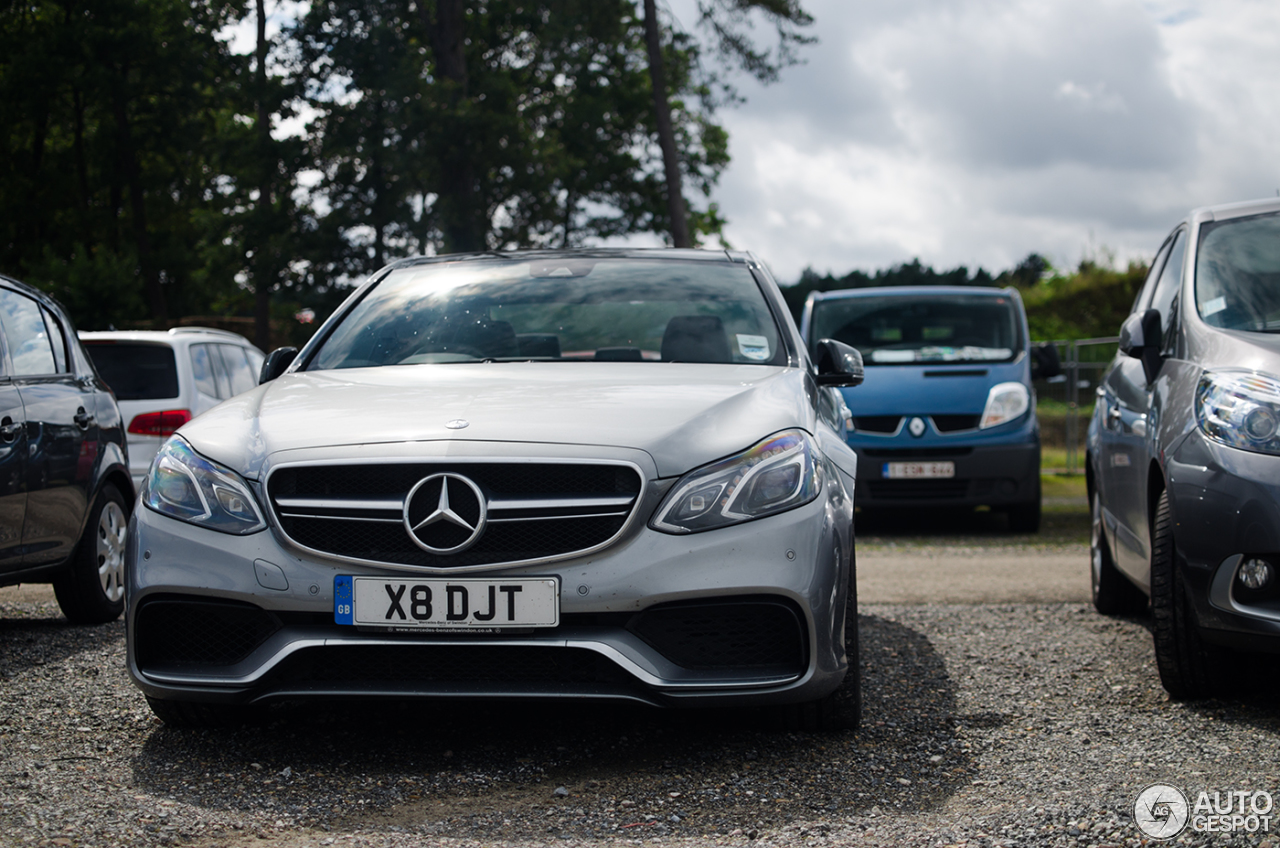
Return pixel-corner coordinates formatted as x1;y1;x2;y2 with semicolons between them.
131;614;975;838
0;617;123;677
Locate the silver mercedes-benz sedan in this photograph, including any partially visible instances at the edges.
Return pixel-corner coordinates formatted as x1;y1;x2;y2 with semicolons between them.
125;249;865;730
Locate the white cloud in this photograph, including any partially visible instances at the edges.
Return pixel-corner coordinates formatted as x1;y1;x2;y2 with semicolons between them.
693;0;1280;281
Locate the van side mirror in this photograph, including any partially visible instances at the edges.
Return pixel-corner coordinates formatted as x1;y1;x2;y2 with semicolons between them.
1119;309;1162;384
814;339;864;387
1030;342;1061;380
260;347;298;383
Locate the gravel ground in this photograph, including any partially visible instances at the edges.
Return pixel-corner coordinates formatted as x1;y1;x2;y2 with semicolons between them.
4;522;1280;848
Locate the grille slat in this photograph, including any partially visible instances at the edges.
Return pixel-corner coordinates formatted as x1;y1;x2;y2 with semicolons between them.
268;462;642;569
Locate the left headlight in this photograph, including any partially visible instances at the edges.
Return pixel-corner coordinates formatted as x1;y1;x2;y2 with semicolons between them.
1196;370;1280;455
144;437;267;534
650;430;821;534
980;382;1030;429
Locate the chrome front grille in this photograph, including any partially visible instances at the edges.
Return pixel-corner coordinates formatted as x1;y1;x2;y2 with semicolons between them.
267;461;643;570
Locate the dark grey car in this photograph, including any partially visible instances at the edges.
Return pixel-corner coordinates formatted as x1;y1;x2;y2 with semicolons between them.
0;275;134;623
1088;196;1280;698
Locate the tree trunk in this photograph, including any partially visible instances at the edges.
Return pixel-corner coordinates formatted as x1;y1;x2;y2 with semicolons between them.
254;0;273;352
642;0;690;248
420;0;484;253
109;66;166;320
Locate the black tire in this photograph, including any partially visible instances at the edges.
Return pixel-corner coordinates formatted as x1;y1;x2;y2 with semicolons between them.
145;696;259;729
1150;490;1221;699
775;539;861;733
1007;498;1041;533
53;483;129;625
1090;492;1147;615
1006;474;1041;533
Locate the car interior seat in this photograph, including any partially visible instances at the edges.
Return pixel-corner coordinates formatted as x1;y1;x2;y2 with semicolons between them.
661;315;732;363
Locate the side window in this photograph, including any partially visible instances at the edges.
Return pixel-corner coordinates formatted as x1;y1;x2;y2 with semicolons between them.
208;344;232;399
1149;230;1186;353
245;348;264;383
0;289;56;376
189;344;220;398
41;307;69;373
218;345;256;396
1135;235;1174;312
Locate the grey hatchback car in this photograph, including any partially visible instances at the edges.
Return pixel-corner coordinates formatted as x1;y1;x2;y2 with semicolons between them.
1089;197;1280;698
126;249;866;729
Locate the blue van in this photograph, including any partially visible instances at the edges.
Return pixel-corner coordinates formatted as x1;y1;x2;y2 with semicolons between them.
800;286;1057;531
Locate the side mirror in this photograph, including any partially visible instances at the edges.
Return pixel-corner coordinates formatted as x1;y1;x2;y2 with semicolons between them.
1030;342;1061;379
259;347;299;384
814;339;864;387
1118;309;1162;384
1119;309;1160;356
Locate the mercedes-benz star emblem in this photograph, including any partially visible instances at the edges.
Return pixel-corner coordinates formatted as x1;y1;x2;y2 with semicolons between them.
403;473;487;554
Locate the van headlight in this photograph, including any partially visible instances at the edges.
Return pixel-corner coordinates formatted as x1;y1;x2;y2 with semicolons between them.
1196;370;1280;455
980;382;1030;429
144;437;267;534
650;430;821;534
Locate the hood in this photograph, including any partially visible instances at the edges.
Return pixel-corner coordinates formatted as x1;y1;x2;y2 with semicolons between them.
178;363;815;479
839;359;1030;416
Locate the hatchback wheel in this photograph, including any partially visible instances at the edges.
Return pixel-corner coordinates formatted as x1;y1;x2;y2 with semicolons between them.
1090;492;1146;615
1150;490;1222;699
54;483;129;625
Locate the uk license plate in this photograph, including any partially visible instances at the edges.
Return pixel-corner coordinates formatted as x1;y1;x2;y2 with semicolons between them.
334;576;559;629
882;461;955;479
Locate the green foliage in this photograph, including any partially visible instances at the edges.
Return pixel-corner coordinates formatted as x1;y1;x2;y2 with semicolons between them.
1021;259;1148;340
781;259;997;320
0;0;738;333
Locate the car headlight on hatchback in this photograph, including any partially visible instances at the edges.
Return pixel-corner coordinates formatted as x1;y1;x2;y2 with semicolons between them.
651;430;821;534
144;437;267;534
1196;370;1280;455
980;382;1031;429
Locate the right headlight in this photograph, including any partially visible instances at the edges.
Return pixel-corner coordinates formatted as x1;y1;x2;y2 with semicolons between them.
1196;370;1280;455
650;430;821;534
143;437;267;534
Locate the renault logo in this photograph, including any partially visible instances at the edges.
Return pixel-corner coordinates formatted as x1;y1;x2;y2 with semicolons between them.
403;473;487;554
908;416;927;438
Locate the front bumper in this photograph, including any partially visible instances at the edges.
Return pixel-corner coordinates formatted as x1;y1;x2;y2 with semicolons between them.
850;415;1040;509
126;469;853;709
1167;430;1280;652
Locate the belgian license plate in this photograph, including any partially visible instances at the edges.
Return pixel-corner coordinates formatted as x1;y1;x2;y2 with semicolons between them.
334;576;559;629
883;461;955;479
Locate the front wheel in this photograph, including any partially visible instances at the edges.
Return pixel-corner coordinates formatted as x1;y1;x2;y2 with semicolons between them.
54;483;129;624
1150;490;1222;699
775;538;861;732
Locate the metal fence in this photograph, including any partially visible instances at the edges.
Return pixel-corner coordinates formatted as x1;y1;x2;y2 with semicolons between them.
1034;337;1119;474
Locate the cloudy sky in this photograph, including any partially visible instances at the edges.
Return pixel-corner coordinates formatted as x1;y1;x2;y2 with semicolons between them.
661;0;1280;282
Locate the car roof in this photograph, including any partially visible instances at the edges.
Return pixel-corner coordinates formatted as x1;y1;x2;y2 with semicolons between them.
1189;196;1280;226
79;327;259;348
807;285;1016;302
386;247;753;272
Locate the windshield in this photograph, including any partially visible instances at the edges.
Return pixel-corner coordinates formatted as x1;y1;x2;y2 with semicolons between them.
808;293;1021;365
307;257;785;370
1196;211;1280;332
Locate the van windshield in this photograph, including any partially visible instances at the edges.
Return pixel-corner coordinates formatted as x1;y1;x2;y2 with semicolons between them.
809;293;1021;365
1196;211;1280;332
